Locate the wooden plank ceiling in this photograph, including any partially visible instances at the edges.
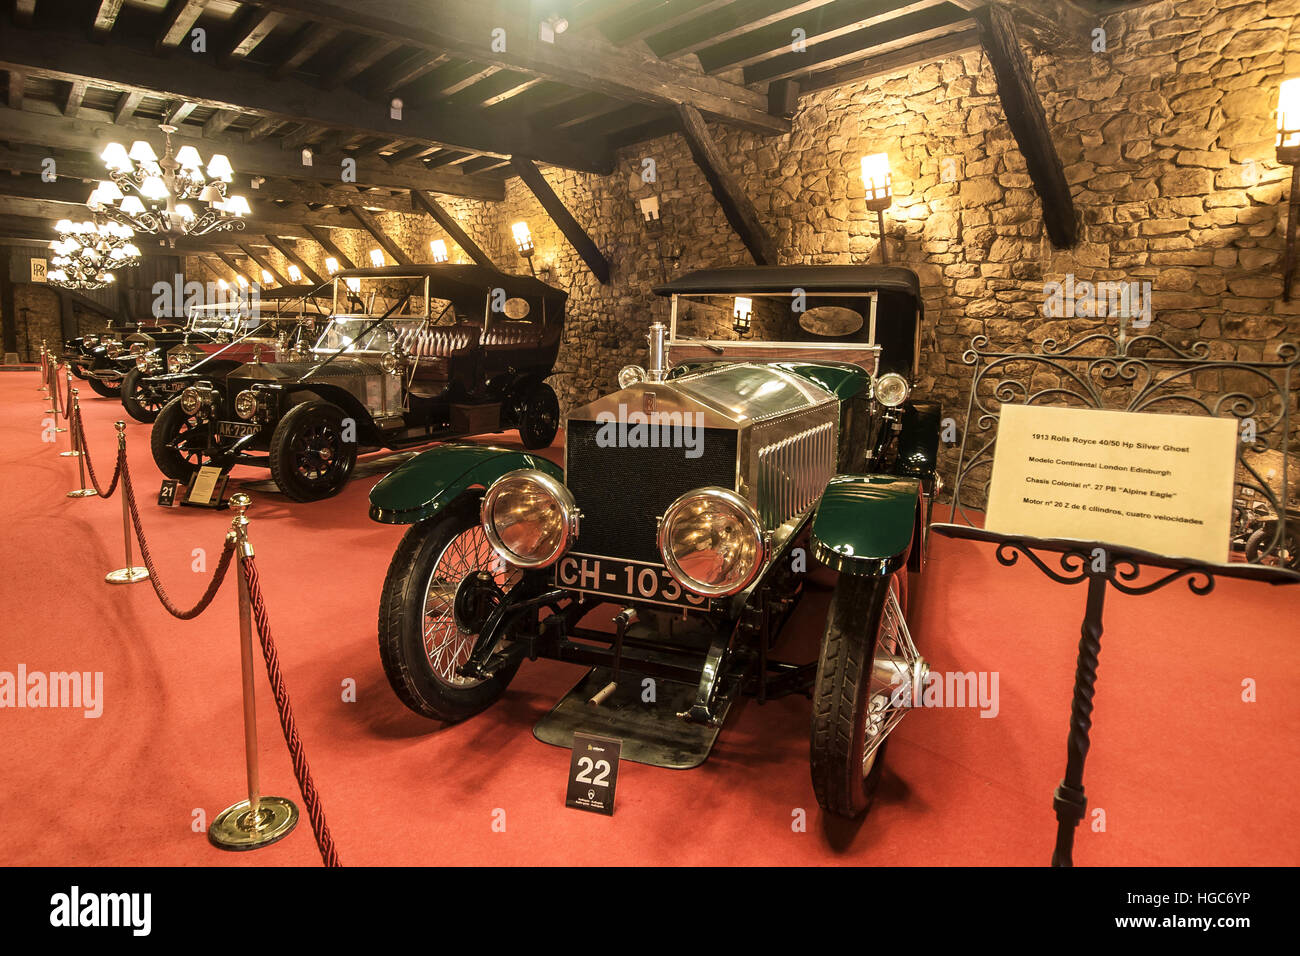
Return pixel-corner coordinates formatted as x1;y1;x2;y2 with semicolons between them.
0;0;1124;261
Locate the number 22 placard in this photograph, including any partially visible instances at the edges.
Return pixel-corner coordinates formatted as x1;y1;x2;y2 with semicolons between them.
565;733;621;816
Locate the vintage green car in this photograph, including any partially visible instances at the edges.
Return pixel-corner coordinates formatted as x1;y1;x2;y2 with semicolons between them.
367;265;941;818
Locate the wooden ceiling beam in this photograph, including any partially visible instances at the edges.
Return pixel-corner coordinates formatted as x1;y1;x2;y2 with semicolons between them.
410;190;495;268
113;90;144;124
798;26;980;93
648;0;835;59
380;51;451;95
157;0;210;53
303;225;356;270
92;0;125;36
976;3;1076;247
5;68;21;110
0;26;608;174
509;157;609;284
346;205;413;265
222;8;285;63
202;108;239;137
239;243;293;287
264;235;326;285
327;36;402;88
602;0;736;46
62;79;86;117
15;0;35;27
254;0;788;135
165;100;198;125
272;22;338;79
676;104;775;266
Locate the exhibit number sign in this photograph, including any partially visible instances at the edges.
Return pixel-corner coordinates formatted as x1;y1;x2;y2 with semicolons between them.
565;733;621;816
985;404;1237;563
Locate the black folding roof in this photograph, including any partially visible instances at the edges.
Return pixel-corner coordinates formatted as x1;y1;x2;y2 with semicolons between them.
654;264;921;301
336;264;567;306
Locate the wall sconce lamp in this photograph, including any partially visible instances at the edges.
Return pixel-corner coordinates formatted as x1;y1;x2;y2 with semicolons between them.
235;273;249;288
346;277;361;292
286;264;303;283
430;239;449;263
369;248;385;268
860;152;893;264
1277;77;1300;300
260;269;274;286
512;221;536;275
732;296;753;337
640;196;660;223
324;257;339;275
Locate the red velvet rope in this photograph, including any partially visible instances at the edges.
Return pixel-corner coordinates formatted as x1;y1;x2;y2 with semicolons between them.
120;458;236;620
240;554;342;867
72;406;123;499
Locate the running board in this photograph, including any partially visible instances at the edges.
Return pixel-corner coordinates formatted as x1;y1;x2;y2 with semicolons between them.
533;666;737;770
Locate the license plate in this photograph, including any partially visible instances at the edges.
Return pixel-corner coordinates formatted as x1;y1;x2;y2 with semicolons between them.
217;421;259;437
555;554;709;610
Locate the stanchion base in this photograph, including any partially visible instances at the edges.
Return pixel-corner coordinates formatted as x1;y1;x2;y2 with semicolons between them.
67;488;97;498
105;567;149;584
59;450;82;458
208;797;299;851
54;426;67;433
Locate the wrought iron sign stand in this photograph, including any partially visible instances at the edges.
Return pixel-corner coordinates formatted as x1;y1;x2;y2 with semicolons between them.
933;332;1300;866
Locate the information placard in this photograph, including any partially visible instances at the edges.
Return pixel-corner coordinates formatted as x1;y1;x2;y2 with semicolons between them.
565;733;621;816
186;466;229;508
985;405;1237;563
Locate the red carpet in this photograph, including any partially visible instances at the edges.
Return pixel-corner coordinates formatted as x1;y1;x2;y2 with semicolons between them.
2;371;1297;866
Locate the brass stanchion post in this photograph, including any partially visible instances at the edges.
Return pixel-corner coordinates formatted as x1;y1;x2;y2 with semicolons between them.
38;342;49;391
45;358;59;415
59;371;79;455
105;421;148;584
209;494;299;851
67;390;95;498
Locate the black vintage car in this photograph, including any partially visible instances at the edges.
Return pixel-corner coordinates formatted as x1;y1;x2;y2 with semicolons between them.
367;265;942;819
63;320;175;396
122;287;329;423
151;265;567;501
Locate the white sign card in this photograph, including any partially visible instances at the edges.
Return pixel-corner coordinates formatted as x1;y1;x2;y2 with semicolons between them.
985;404;1237;564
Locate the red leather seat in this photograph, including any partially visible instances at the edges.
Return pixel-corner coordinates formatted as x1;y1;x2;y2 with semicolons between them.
481;323;544;348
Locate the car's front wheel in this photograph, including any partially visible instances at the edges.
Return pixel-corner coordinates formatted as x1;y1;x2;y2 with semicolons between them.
151;395;214;482
120;368;166;423
268;400;357;502
810;571;922;819
378;493;524;722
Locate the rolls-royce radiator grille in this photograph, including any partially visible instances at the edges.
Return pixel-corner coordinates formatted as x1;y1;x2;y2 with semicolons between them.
755;419;837;528
564;419;738;564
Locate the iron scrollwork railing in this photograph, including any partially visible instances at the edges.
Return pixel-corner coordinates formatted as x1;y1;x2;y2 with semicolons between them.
945;333;1299;568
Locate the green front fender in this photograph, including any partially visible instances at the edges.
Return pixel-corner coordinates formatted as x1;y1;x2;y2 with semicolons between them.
368;443;563;524
811;474;920;576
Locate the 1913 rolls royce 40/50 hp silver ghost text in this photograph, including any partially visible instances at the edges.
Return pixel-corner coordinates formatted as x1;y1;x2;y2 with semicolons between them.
149;265;567;501
367;265;942;818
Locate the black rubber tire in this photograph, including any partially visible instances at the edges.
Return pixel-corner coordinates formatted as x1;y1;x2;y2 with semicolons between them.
268;400;357;502
120;368;163;423
151;395;210;482
378;493;522;722
86;375;120;398
1245;526;1300;569
69;364;88;380
810;572;898;819
518;381;560;449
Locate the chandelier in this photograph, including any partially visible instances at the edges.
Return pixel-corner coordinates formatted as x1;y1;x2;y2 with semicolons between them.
92;122;250;244
48;219;142;291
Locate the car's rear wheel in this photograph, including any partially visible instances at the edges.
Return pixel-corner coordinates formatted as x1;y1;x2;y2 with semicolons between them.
517;382;559;449
85;375;120;398
69;363;88;380
268;400;357;502
378;493;524;722
810;571;923;819
120;368;166;423
151;395;214;482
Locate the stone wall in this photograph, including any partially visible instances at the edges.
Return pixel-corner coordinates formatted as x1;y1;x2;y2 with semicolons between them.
183;0;1300;492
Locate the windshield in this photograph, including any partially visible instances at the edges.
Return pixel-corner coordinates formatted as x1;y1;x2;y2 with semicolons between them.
671;292;879;348
332;275;442;318
312;316;426;354
187;303;257;336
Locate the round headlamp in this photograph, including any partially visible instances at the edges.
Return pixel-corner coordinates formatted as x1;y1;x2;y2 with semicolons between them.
875;372;910;408
169;348;196;370
104;341;123;357
481;469;579;569
234;390;259;420
617;364;647;389
84;335;99;347
658;487;765;597
179;386;202;415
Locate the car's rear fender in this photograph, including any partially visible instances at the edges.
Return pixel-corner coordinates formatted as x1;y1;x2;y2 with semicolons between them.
369;444;563;524
811;474;920;576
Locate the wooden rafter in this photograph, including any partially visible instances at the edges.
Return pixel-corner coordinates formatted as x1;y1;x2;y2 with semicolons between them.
676;104;776;266
410;190;495;268
62;79;86;117
92;0;125;36
238;243;292;287
799;26;979;92
347;205;412;265
976;2;1076;248
264;235;326;285
327;36;402;89
113;90;143;124
6;69;22;110
509;158;609;284
157;0;209;53
303;225;356;270
273;23;338;79
222;8;284;62
215;251;253;283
